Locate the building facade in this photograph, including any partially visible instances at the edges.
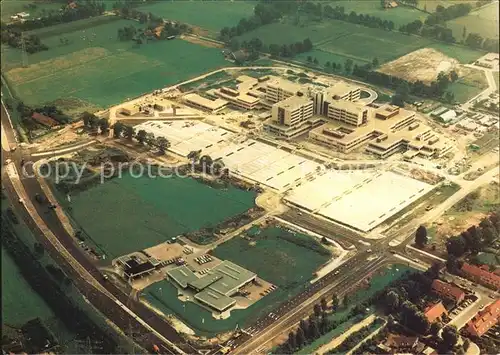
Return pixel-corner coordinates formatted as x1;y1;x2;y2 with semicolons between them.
326;100;369;127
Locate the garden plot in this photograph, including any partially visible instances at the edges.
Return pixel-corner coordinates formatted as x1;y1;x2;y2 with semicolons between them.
286;170;434;232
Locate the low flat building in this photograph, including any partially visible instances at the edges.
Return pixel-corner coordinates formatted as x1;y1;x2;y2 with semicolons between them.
166;260;257;313
466;299;500;337
461;263;500;290
183;93;228;113
431;279;466;304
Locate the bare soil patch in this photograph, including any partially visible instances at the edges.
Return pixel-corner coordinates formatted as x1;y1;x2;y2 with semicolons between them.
378;48;460;84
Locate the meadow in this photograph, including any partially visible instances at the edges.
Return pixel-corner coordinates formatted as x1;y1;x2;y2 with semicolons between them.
236;18;485;66
61;174;256;258
2;16;228;114
446;1;499;40
136;0;256;35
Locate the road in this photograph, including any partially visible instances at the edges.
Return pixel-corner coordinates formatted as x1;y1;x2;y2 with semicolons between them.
1;103;191;354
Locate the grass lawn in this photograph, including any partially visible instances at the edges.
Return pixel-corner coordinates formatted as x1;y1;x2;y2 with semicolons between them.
446;2;499;41
59;174;256;258
142;226;331;335
2;16;228;115
417;0;477;12
331;1;427;27
237;18;484;64
136;1;256;35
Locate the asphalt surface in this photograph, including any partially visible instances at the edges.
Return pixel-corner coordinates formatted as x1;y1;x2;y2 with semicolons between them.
1;104;191;354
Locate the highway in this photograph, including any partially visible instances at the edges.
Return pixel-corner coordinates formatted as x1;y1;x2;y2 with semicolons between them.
1;103;191;354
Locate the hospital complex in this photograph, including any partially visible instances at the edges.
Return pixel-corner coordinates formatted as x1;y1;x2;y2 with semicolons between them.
180;75;453;160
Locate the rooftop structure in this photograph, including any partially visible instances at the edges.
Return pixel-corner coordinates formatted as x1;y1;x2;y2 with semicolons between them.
285;170;433;232
264;96;318;139
167;261;257;312
325;100;369;127
212;75;261;110
466;299;500;337
265;77;303;103
183;93;228;113
32;112;58;128
461;263;500;290
431;279;465;304
324;82;361;101
424;301;448;323
310;104;452;159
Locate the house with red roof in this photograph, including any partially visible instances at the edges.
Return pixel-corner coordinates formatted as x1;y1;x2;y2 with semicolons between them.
31;112;58;128
424;301;448;323
461;263;500;290
431;279;465;304
466;299;500;337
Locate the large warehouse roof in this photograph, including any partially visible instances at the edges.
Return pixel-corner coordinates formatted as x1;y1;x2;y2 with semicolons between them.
194;289;236;312
286;170;433;232
167;265;198;288
208;261;257;296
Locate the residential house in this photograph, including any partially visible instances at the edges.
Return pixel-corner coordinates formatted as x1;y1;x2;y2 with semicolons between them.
424;301;448;323
461;263;500;290
466;299;500;337
431;279;466;304
31;112;58;128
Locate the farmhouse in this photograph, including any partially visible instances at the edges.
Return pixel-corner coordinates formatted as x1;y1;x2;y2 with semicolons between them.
167;261;257;312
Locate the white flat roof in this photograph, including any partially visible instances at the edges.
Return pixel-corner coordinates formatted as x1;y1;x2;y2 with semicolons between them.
286;170;433;232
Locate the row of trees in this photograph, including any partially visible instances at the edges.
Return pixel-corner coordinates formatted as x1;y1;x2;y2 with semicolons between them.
322;5;395;31
269;38;313;58
446;210;499;257
112;122;170;155
219;2;294;42
277;294;342;353
82;112;109;134
425;4;473;26
0;29;47;54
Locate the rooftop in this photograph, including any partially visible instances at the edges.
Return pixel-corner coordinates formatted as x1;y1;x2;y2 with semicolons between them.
167;265;198;288
467;299;500;337
208;260;257;296
328;99;367;113
325;82;360;98
266;77;303;94
431;279;465;302
424;302;447;323
184;93;228;111
194;289;236;312
273;95;313;110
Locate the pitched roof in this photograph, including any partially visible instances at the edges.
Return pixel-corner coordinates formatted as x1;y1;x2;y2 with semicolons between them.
384;333;418;349
461;263;500;284
466;299;500;337
32;112;58;127
431;279;465;302
424;302;448;323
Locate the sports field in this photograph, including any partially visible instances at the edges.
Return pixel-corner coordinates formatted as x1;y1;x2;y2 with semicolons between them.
236;19;485;65
2;16;228;113
143;226;330;335
63;174;256;258
136;1;256;35
446;1;499;40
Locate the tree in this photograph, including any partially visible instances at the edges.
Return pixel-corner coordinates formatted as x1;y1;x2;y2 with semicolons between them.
302;38;313;51
313;57;318;65
295;327;306;348
430;321;442;337
287;331;296;351
187;150;201;162
462;26;467;40
124;125;134;141
229;38;240;51
136;129;147;145
332;294;340;310
314;303;322;317
450;70;459;82
309;318;320;340
442;325;459;348
145;132;155;147
113;122;124;138
156;137;170;155
320;297;328;311
372;57;379;67
384;290;400;312
99;118;109;135
463;339;470;351
34;242;44;258
307;56;312;62
415;225;428;247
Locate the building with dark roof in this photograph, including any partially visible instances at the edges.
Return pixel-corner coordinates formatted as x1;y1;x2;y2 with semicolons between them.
32;112;58;128
431;279;465;304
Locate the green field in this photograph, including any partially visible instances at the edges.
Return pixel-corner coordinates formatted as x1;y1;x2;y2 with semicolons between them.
137;1;255;34
417;0;477;12
237;19;485;65
2;16;228;114
62;174;256;258
447;67;488;102
446;2;499;40
143;226;330;335
332;1;427;27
